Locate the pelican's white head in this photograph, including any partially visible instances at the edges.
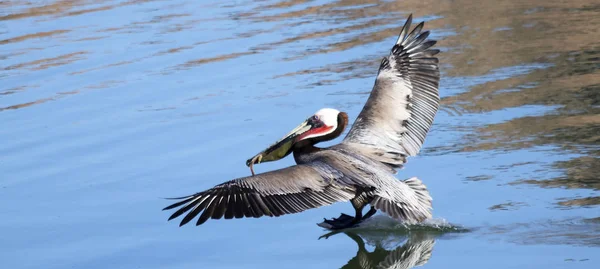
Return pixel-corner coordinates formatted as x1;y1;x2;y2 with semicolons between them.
297;108;340;141
246;108;344;168
314;108;341;127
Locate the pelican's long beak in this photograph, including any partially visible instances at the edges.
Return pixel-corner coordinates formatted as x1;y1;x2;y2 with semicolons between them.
246;120;312;174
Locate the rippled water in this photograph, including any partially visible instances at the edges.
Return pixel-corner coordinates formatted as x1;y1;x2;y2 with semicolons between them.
1;0;599;268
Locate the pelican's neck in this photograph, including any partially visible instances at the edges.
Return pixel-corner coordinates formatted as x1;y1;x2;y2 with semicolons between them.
293;112;348;164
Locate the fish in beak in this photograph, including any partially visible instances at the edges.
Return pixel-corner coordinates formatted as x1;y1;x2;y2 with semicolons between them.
246;119;312;175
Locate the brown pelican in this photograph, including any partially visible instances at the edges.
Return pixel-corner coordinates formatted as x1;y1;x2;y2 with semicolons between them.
163;14;440;229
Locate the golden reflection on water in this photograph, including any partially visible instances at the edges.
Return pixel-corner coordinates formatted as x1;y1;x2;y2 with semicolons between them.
0;29;70;45
4;51;88;70
0;0;156;21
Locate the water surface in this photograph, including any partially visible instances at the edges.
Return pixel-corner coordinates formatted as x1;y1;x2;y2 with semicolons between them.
1;0;599;268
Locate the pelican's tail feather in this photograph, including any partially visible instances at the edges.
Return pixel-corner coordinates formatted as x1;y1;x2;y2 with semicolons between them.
371;177;432;224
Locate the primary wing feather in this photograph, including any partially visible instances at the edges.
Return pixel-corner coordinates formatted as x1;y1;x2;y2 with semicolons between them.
163;163;356;226
344;14;440;169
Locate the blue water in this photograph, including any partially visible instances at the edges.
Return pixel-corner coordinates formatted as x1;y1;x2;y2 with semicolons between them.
1;1;599;268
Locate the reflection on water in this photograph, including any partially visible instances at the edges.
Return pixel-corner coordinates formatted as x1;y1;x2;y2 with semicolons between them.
327;230;436;269
1;0;599;268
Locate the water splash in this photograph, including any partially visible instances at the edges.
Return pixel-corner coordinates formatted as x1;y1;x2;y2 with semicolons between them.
358;215;470;233
319;215;470;241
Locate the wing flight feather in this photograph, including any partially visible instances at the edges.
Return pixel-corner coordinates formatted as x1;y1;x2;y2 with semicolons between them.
163;163;356;226
344;14;441;169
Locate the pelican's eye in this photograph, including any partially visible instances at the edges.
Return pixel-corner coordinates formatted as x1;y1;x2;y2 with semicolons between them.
312;115;319;121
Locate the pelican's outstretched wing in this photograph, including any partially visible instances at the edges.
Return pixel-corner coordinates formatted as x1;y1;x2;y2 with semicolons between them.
344;14;440;169
163;163;356;226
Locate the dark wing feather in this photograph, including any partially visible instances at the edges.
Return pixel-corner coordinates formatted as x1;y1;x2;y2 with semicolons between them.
344;14;440;169
163;163;356;226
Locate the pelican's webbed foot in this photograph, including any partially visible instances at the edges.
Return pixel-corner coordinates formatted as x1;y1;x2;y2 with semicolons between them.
319;213;359;230
317;207;378;230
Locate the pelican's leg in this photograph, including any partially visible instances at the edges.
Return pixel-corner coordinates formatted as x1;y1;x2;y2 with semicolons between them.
362;206;377;220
